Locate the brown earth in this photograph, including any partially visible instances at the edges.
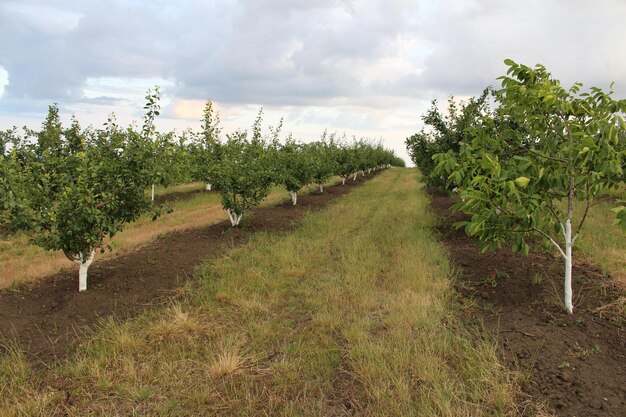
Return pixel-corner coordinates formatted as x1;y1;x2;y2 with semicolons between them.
429;190;626;417
153;188;204;206
0;174;375;366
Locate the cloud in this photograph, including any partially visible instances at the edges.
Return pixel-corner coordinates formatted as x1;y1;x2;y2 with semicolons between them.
410;0;626;97
0;0;426;108
2;0;626;166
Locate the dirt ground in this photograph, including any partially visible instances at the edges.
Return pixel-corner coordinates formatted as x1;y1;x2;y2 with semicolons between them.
0;175;375;366
429;190;626;417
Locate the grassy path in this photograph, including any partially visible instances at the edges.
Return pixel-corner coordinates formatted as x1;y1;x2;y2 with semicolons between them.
1;169;518;416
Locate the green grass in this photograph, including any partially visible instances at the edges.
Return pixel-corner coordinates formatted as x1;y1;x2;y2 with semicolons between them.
576;197;626;289
0;169;520;416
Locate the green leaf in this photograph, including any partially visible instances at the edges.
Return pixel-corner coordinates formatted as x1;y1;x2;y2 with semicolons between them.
514;176;530;188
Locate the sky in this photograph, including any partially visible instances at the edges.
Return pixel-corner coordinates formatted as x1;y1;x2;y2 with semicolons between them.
1;0;625;164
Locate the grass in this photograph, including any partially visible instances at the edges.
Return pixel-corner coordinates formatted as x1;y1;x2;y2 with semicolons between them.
575;187;626;289
0;178;341;288
0;169;521;416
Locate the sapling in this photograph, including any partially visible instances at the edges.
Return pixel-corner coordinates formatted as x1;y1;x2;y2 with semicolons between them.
211;109;279;226
0;107;157;291
434;60;626;313
276;136;314;205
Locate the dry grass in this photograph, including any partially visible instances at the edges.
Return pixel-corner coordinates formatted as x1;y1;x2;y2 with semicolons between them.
0;169;523;416
0;179;339;288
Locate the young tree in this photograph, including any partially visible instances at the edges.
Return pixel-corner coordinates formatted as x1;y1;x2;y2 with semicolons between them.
0;109;157;291
191;100;222;191
434;60;626;313
276;136;314;205
142;86;162;201
335;140;359;185
211;109;278;226
308;133;337;193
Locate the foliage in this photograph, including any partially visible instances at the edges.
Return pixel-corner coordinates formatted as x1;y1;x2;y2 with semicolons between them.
307;134;338;190
434;60;626;312
189;100;222;188
0;101;160;289
276;135;314;193
406;89;491;187
211;109;279;225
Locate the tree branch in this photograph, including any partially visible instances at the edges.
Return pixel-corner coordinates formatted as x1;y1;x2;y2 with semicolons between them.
573;179;592;244
532;227;566;258
526;149;568;163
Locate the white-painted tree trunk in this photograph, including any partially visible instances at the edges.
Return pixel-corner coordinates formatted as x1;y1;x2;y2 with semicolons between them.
289;191;297;205
205;183;212;191
342;177;346;185
564;219;573;314
227;209;243;227
151;184;155;201
319;184;324;193
74;249;96;292
353;172;357;182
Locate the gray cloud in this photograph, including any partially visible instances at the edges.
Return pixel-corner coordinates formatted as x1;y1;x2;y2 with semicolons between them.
1;0;626;118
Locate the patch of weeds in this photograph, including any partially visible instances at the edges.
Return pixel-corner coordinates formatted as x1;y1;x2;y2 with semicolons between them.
531;272;544;286
591;344;601;354
593;282;608;298
547;315;567;327
482;270;509;288
482;274;497;288
557;361;570;369
575;317;585;327
480;301;493;313
495;270;509;280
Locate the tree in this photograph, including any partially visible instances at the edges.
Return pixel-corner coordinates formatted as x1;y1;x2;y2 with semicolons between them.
434;60;626;313
308;134;337;193
142;86;162;201
191;100;222;191
0;107;158;291
211;109;278;226
335;140;359;185
406;90;491;188
276;136;314;205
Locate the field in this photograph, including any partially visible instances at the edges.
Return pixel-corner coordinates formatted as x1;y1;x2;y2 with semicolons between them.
1;169;625;416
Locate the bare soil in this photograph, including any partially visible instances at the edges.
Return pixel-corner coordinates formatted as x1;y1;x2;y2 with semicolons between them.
429;189;626;417
0;175;375;366
153;188;204;206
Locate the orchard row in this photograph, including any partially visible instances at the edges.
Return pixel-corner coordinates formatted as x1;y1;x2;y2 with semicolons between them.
0;91;404;291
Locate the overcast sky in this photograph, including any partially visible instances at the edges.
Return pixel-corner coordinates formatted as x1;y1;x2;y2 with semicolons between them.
1;0;625;163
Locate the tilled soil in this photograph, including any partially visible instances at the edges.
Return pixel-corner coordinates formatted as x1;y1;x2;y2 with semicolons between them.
429;190;626;417
0;175;374;365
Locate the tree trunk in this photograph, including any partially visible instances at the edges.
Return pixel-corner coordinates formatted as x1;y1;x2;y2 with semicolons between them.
564;219;573;314
205;183;212;191
289;191;297;205
76;249;96;292
227;209;243;227
319;184;324;193
353;172;357;182
151;184;155;201
342;177;346;185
